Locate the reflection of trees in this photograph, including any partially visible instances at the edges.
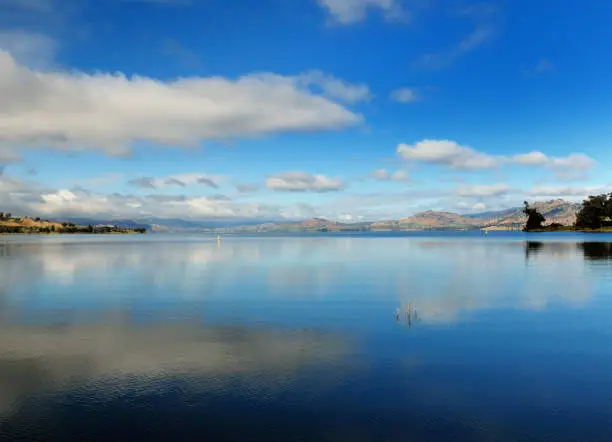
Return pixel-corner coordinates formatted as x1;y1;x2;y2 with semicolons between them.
398;240;592;323
580;242;612;261
523;241;579;262
524;241;612;262
524;241;544;261
1;235;607;330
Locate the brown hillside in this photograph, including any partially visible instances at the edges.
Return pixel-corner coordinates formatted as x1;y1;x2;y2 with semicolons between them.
398;211;481;228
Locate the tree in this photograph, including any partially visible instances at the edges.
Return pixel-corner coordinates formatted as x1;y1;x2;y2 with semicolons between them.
581;242;612;260
576;194;612;229
87;224;94;233
5;213;11;219
523;201;546;231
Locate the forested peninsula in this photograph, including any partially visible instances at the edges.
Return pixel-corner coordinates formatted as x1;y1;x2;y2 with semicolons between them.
0;212;146;234
523;193;612;232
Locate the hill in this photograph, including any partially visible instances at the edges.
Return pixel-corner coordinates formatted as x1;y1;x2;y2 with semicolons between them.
59;217;152;230
474;200;580;229
0;214;146;234
400;211;480;229
35;199;581;234
214;218;371;233
208;199;581;233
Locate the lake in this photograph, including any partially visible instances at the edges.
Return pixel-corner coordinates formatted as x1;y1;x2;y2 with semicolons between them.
1;232;612;441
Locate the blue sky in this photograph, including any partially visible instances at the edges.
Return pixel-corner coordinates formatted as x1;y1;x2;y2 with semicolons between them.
0;0;610;222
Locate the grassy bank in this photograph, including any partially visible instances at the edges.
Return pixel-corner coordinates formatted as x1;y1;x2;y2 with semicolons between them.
0;216;146;234
527;225;612;233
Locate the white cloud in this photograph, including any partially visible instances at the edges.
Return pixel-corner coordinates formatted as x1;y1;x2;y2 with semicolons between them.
298;70;372;103
371;169;388;180
390;87;416;103
127;173;225;190
397;140;499;169
512;151;596;180
456;184;511;197
390;170;410;181
398;140;597;173
512;151;595;170
0;51;362;157
0;175;511;222
370;169;410;182
236;183;260;193
472;202;486;210
266;172;345;192
529;185;610;198
318;0;407;24
0;175;418;223
30;187;280;220
511;151;549;166
5;170;610;225
550;153;595;171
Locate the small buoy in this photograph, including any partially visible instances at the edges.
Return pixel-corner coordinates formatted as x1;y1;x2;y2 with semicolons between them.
217;236;221;241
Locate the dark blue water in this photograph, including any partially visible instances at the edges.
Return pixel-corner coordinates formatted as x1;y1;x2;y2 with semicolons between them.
1;232;612;441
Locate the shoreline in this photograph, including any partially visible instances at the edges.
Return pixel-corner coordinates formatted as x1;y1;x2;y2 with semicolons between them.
527;229;612;234
526;226;612;233
0;231;146;235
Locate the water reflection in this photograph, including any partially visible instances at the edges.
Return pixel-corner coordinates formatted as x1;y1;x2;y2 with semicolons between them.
524;241;544;260
581;241;612;261
0;320;351;416
523;240;612;264
395;240;597;322
1;235;612;441
0;236;608;325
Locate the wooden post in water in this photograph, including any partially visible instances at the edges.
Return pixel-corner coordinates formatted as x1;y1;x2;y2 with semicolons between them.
407;304;411;328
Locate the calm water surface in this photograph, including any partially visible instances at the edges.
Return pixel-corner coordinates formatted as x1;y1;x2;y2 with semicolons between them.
1;232;612;441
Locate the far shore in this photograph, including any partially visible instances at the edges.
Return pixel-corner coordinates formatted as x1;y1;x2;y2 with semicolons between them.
526;227;612;233
0;231;145;235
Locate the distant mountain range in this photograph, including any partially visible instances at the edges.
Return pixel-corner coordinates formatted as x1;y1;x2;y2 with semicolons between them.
62;199;582;233
212;199;581;233
58;217;274;232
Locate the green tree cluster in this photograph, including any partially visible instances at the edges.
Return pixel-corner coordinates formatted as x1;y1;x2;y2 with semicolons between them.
0;226;21;233
523;201;546;231
576;194;612;229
